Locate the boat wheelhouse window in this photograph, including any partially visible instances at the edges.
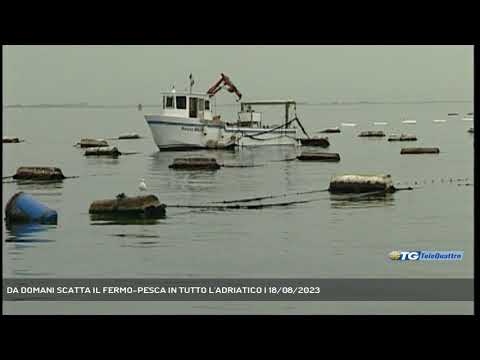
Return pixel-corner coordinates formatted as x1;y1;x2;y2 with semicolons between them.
176;96;187;109
198;99;205;111
205;100;210;110
189;97;198;118
165;96;174;109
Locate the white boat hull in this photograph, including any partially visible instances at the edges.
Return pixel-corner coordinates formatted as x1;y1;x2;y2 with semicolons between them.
145;115;299;150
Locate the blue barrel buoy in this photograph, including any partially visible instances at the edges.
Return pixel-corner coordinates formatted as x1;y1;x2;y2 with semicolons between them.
5;192;58;225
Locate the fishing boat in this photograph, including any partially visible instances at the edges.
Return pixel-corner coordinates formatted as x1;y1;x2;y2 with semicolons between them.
144;74;301;151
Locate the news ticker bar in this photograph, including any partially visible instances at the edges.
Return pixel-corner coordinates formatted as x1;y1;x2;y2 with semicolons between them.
3;279;473;301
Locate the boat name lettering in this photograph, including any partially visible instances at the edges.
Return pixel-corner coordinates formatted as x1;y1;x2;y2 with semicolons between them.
181;126;202;132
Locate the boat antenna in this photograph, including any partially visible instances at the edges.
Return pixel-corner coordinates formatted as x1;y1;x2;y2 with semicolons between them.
189;73;194;94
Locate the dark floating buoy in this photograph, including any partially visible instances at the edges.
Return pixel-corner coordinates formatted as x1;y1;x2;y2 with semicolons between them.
448;113;459;116
89;194;166;218
468;128;474;134
358;131;386;138
297;152;340;162
13;166;66;180
388;134;417;142
84;146;122;157
5;192;58;225
77;138;109;148
300;137;330;148
3;136;22;143
329;174;395;194
169;157;221;170
318;127;341;134
401;147;440;154
118;133;141;140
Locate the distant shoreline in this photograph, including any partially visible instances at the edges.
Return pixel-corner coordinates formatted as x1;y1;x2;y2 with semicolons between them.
3;100;473;109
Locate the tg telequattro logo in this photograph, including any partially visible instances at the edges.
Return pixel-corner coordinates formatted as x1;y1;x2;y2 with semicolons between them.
388;250;464;261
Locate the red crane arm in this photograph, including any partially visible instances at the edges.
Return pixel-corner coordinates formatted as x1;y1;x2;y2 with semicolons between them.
207;73;242;101
207;75;225;95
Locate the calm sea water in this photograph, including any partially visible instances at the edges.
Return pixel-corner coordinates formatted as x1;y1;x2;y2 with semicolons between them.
2;102;474;314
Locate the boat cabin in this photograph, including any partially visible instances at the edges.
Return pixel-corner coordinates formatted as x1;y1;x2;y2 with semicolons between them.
238;100;297;129
237;105;263;127
161;91;213;121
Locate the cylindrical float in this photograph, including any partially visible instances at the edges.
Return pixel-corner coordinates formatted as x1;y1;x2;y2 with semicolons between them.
300;137;330;148
169;158;221;170
388;134;417;142
118;133;141;139
84;146;121;157
78;139;109;148
329;174;395;194
3;137;21;143
318;127;341;134
89;194;166;218
5;192;58;224
13;167;66;180
358;131;386;138
400;147;440;154
297;152;340;162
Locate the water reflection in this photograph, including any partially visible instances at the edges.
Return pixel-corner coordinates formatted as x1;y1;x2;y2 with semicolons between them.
85;157;121;166
15;180;64;191
5;222;56;243
330;192;395;209
148;147;298;174
89;213;163;225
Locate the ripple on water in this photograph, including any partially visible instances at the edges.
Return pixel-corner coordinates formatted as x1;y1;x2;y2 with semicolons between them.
329;193;395;209
5;223;57;243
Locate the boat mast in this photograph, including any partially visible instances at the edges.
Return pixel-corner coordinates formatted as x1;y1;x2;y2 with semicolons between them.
285;103;289;130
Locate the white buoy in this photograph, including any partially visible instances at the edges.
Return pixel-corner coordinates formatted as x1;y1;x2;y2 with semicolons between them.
374;122;388;125
402;120;417;124
433;120;447;123
341;123;357;127
139;178;147;192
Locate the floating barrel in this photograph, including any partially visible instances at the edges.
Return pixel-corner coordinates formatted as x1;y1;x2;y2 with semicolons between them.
78;138;109;148
13;166;66;180
118;133;141;139
329;174;395;194
318;127;341;134
3;136;21;143
169;157;221;170
5;192;58;224
401;147;440;154
358;131;385;138
84;146;121;157
297;152;340;162
388;134;417;142
300;137;330;148
89;194;166;218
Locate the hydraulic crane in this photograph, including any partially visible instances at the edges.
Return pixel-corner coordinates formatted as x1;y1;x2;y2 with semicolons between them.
207;73;242;101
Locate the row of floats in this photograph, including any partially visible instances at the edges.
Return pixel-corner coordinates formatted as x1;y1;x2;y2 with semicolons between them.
5;165;398;224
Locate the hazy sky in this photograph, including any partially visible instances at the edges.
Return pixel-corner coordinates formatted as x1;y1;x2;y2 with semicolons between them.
2;45;474;105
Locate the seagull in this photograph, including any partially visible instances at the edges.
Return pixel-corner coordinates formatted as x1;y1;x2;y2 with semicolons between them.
139;178;147;192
